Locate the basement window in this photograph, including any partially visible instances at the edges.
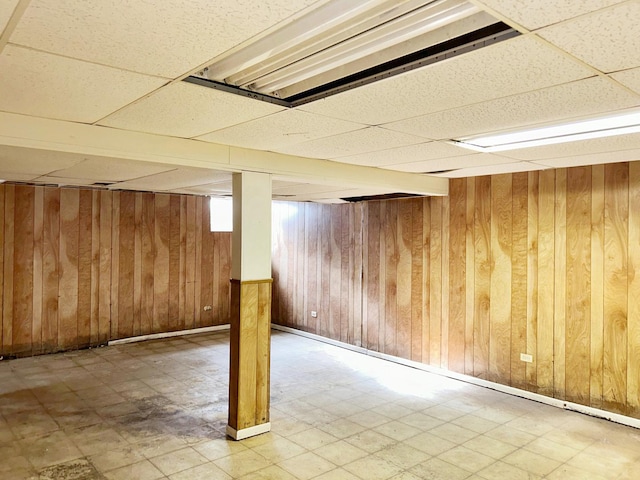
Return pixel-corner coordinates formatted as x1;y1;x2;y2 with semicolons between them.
186;0;518;106
210;197;233;232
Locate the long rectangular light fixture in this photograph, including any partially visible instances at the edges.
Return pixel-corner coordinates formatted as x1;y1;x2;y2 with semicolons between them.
451;109;640;152
191;0;513;103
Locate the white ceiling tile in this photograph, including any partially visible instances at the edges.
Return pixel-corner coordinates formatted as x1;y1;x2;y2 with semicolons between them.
532;150;640;168
33;176;110;186
273;128;428;160
477;0;624;30
611;67;640;95
502;132;640;160
437;161;548;178
0;145;84;174
0;172;39;182
48;158;175;182
300;35;593;125
0;0;19;35
10;0;317;78
0;45;167;123
271;183;346;196
99;82;283;138
539;1;640;73
197;110;365;150
167;182;233;196
383;153;516;173
385;77;640;140
336;142;469;167
113;168;232;191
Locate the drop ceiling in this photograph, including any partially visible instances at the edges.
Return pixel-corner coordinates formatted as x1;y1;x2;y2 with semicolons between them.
1;0;639;202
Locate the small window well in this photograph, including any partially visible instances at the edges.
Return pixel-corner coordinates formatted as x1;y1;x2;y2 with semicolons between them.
185;0;518;106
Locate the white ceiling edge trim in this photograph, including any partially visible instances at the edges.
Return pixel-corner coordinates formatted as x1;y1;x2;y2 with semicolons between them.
0;112;448;196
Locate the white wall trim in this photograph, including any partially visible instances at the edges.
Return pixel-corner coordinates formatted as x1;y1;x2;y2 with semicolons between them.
108;324;230;345
271;324;640;430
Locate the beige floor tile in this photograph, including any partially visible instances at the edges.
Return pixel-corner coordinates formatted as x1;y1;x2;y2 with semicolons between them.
373;420;422;441
104;459;165;480
462;435;517;459
315;439;368;466
484;425;536;447
20;430;84;470
523;436;581;462
90;444;146;472
451;414;500;434
404;431;457;456
345;429;397;453
371;403;414;420
169;461;232;480
502;449;561;476
422;405;467;422
348;410;393;428
251;436;307;462
289;427;339;450
375;443;430;469
477;461;541;480
567;449;634;478
428;423;478;444
409;457;472;480
193;437;248;460
546;464;609;480
398;411;444;430
438;445;495;473
318;419;367;439
214;449;273;477
149;446;208;475
343;455;404;480
278;451;336;480
388;472;424;480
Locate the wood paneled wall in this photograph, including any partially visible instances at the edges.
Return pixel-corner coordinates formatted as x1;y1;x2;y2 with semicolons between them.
271;162;640;418
0;184;230;357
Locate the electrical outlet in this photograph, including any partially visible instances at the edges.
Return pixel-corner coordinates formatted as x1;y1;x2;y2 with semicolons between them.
203;305;212;311
520;353;533;363
311;311;317;318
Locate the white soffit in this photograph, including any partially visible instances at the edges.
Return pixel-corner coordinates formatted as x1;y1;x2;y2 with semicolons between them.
273;127;427;159
98;82;284;138
0;145;84;174
384;152;516;173
167;181;233;196
385;77;640;140
539;2;640;73
113;168;232;192
476;0;624;30
196;110;365;150
611;67;640;95
271;182;351;196
10;0;318;78
436;161;548;178
499;132;640;161
0;0;19;35
0;45;167;123
336;141;469;167
299;35;593;125
531;149;640;168
48;158;176;182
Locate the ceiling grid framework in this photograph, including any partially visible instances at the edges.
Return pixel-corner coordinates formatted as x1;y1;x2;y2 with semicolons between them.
0;0;639;201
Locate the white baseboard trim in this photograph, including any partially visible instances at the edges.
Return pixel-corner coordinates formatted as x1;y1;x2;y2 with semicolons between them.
226;422;271;440
108;324;230;346
271;323;640;430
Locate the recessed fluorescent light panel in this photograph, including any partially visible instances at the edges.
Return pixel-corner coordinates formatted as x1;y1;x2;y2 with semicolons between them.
451;109;640;152
186;0;517;106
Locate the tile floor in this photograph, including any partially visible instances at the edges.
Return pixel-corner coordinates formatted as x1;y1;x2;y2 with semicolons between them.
1;330;639;479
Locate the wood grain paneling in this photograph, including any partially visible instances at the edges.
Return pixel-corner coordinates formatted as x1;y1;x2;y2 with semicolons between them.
0;185;230;356
272;161;640;419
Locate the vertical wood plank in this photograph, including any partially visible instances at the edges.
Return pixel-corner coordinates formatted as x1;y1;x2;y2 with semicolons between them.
537;170;555;396
422;197;431;365
179;196;187;328
441;194;450;370
366;202;380;351
110;192;120;339
98;191;112;344
169;195;181;329
43;188;60;351
117;191;135;339
33;187;44;354
465;179;475;375
2;185;14;354
353;203;364;347
0;185;4;353
90;191;101;345
140;193;155;335
603;163;628;413
590;165;605;409
59;188;79;350
13;185;34;355
384;200;398;356
194;197;203;326
133;193;143;336
511;173;528;389
489;174;512;384
448;179;466;373
411;198;423;362
77;189;93;347
554;169;567;399
154;194;170;332
200;199;214;326
185;196;196;329
565;167;592;405
396;199;412;360
474;177;491;379
627;162;640;413
526;172;539;390
429;197;442;367
330;206;342;341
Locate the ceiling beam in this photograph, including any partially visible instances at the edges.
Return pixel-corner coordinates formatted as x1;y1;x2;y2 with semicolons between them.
0;112;448;196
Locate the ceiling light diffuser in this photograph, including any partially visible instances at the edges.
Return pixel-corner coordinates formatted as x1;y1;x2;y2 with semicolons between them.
451;109;640;152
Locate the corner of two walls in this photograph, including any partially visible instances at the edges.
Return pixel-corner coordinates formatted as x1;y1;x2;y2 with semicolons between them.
271;161;640;420
0;185;231;358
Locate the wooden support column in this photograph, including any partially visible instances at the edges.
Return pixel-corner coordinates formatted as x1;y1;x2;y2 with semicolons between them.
227;171;272;440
